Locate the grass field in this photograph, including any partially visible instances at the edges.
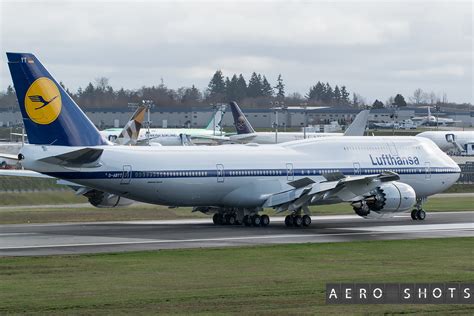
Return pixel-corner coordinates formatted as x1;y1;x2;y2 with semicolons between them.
0;193;472;224
0;238;472;314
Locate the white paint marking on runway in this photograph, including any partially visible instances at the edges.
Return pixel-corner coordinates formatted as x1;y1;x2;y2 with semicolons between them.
0;227;472;251
0;233;37;237
345;223;474;232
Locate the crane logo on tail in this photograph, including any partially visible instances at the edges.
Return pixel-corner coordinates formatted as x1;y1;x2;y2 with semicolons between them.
24;77;62;124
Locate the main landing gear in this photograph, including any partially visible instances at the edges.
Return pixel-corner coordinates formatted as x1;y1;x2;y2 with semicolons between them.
284;214;312;227
411;198;426;221
213;213;270;227
411;209;426;220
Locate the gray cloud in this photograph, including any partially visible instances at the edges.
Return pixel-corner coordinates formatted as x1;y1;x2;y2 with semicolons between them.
0;0;472;103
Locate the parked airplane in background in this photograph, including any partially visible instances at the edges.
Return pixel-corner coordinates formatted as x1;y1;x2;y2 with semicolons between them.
412;107;456;126
3;53;461;227
100;105;227;146
417;131;474;155
228;102;369;144
0;142;22;168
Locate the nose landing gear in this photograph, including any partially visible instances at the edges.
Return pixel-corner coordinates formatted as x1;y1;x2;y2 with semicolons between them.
411;198;427;221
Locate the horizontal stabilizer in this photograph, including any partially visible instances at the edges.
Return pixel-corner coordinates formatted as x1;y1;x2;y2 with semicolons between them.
39;147;103;167
0;153;19;161
0;169;53;178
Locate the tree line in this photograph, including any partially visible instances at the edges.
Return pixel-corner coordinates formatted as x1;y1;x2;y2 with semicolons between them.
0;71;466;110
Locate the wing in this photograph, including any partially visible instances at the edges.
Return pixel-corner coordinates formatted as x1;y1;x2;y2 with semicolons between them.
263;171;400;213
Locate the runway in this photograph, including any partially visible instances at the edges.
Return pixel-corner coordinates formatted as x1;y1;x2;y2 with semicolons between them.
0;212;472;256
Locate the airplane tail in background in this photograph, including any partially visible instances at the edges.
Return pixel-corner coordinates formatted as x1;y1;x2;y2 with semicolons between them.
428;106;431;117
205;104;226;132
116;105;147;145
229;101;256;135
6;52;108;146
344;110;369;136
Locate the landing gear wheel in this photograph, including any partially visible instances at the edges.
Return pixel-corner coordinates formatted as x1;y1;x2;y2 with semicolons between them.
243;215;252;227
227;214;236;225
252;215;261;226
285;215;293;227
213;213;220;225
260;215;270;227
411;210;418;220
293;215;303;227
416;209;426;220
302;215;311;227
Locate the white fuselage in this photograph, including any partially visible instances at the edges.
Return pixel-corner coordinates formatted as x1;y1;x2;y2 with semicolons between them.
417;131;474;153
229;132;342;144
101;128;225;145
20;137;460;208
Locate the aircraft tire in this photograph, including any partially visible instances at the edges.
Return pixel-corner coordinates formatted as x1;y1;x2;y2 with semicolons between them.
252;215;261;226
243;215;252;226
411;210;418;220
416;209;426;220
228;214;237;225
212;213;220;225
260;215;270;227
285;215;293;227
302;215;311;227
293;215;303;227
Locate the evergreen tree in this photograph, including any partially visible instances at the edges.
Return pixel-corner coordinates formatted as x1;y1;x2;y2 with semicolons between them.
322;82;334;103
225;75;239;101
393;94;407;107
235;74;247;101
261;76;273;97
274;74;285;99
247;72;263;98
372;99;384;109
307;81;325;101
207;70;226;101
181;85;202;103
340;86;350;104
334;85;341;104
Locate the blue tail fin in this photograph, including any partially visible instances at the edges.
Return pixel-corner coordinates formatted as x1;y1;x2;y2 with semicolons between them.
229;101;255;134
6;52;108;146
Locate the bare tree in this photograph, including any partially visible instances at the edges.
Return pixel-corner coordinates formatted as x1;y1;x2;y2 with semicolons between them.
423;91;439;105
95;77;110;91
410;88;425;105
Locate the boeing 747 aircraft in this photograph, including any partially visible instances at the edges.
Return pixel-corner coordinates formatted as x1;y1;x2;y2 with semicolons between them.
4;53;461;227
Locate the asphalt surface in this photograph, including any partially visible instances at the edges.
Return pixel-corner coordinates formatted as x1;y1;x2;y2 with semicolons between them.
0;212;472;256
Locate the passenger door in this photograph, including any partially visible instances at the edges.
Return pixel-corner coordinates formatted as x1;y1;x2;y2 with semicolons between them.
216;164;225;183
425;162;431;180
121;165;132;184
286;163;294;181
353;162;361;175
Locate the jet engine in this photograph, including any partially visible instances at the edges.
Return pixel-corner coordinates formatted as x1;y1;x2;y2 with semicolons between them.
351;182;416;218
84;190;134;208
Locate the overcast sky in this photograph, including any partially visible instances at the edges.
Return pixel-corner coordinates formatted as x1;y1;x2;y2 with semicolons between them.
0;0;472;104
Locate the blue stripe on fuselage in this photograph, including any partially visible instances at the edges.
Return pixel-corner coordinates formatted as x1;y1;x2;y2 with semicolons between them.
44;167;460;180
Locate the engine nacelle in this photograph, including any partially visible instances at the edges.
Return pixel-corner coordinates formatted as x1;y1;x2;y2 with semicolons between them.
351;182;416;218
84;190;134;208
